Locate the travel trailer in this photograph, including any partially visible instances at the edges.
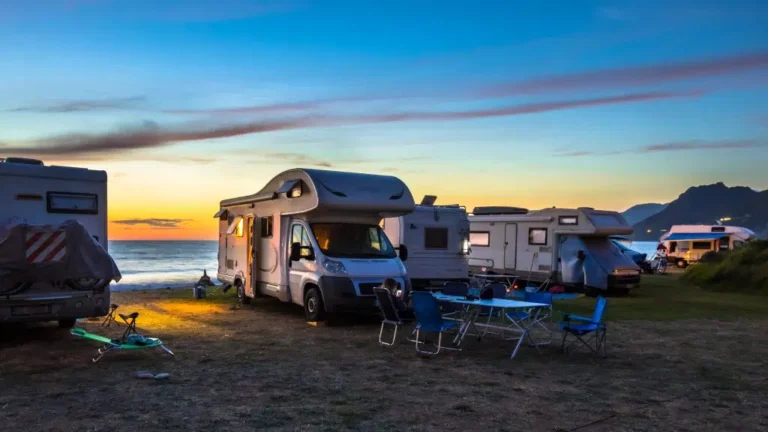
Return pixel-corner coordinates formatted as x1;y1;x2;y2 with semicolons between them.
215;168;415;321
468;206;641;294
659;224;756;268
382;196;470;289
0;157;111;326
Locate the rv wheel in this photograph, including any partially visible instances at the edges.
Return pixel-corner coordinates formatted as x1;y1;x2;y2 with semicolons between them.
675;259;688;269
304;287;326;322
58;319;76;329
236;281;252;305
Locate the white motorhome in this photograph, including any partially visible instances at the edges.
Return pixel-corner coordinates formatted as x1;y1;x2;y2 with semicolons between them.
382;196;470;289
0;157;110;326
660;224;756;267
215;168;414;320
468;206;641;294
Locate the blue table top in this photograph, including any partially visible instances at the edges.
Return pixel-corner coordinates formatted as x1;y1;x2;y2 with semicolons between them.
433;293;548;309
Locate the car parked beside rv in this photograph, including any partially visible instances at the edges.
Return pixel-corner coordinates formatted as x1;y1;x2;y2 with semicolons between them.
468;206;641;295
0;157;112;326
215;168;414;321
382;195;470;289
660;224;756;268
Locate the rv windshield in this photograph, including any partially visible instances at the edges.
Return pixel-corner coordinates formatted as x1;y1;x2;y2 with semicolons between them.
311;223;397;259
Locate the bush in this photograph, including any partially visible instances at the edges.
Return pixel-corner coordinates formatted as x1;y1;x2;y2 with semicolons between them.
681;240;768;294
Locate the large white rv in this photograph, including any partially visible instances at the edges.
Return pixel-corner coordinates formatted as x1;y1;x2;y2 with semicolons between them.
215;168;414;320
660;224;756;267
382;196;470;289
0;157;110;326
468;206;641;294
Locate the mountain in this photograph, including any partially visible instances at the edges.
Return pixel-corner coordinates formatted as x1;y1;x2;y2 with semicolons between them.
621;203;667;225
632;183;768;241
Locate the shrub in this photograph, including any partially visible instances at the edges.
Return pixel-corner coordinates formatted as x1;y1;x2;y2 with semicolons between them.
681;240;768;294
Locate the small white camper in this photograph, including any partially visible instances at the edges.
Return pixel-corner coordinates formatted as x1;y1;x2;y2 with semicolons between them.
382;196;470;289
215;168;415;320
660;224;756;267
468;206;641;293
0;157;110;326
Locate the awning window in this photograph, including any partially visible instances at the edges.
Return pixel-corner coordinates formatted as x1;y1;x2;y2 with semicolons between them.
213;209;229;219
665;233;728;241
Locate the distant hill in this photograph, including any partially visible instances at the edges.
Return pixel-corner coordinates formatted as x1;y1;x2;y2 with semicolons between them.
632;183;768;241
621;203;667;225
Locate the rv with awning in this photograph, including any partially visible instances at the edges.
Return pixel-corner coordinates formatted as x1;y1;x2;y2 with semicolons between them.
215;168;415;321
660;225;756;268
382;195;470;289
468;206;641;294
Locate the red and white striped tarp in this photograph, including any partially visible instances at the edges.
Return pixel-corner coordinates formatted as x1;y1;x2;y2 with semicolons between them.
25;228;67;264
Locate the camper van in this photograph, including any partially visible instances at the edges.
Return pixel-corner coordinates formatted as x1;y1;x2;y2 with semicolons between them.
382;196;470;289
468;206;641;294
215;168;415;321
0;157;110;326
660;225;756;268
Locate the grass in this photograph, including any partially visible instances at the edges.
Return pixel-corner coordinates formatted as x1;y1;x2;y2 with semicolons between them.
681;240;768;295
1;276;768;431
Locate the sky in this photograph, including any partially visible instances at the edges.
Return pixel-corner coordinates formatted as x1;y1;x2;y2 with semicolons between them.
1;0;767;240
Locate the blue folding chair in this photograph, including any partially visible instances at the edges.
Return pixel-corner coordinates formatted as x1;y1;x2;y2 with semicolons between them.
559;296;607;358
411;291;459;355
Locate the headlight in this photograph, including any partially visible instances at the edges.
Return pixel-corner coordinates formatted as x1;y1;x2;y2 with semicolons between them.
321;258;347;275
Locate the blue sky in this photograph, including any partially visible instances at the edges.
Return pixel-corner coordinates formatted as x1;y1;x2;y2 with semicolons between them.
1;0;767;238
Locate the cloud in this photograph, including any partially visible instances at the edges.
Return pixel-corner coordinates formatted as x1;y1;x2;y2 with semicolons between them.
480;51;768;97
557;139;764;157
111;218;191;229
1;90;697;158
164;102;319;116
256;152;335;168
8;96;146;113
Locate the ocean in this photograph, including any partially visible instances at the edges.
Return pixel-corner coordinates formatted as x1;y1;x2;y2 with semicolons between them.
108;240;660;291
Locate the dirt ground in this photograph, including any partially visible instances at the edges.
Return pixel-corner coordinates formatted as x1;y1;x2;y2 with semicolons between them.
2;288;767;432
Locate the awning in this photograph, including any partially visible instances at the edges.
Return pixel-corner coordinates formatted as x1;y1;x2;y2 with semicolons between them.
213;209;228;219
665;233;728;241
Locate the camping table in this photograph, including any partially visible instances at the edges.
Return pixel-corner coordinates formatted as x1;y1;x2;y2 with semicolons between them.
433;293;549;359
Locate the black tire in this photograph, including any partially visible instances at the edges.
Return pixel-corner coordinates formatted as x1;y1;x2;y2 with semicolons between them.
304;286;326;322
675;259;688;269
58;319;76;329
236;281;252;305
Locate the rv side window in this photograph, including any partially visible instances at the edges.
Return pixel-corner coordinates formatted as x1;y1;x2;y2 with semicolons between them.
558;216;578;225
424;227;449;249
692;241;711;250
469;231;490;247
711;226;726;232
227;216;243;237
261;216;273;238
291;225;313;257
670;241;677;252
528;228;547;245
47;192;98;215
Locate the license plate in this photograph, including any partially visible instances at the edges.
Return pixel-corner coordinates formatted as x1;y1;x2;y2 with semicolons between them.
11;305;51;316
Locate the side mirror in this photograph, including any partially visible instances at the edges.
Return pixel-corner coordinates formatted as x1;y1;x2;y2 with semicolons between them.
398;244;409;262
290;242;301;262
577;250;586;261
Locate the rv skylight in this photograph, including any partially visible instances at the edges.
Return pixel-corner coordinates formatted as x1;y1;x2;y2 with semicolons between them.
558;216;578;225
277;180;302;198
227;216;243;236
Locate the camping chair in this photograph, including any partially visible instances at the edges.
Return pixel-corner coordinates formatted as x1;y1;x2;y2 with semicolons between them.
411;291;459;355
374;287;412;346
478;283;507;334
559;296;607;358
71;311;174;363
101;303;120;327
440;281;469;319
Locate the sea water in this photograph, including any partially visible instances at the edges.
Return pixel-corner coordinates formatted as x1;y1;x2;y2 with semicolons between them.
109;241;217;291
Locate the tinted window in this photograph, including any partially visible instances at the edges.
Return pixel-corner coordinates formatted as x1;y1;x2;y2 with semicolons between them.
47;192;98;215
311;223;396;258
711;226;726;232
291;225;312;257
692;241;712;250
424;227;449;249
469;231;490;247
529;228;547;245
558;216;578;225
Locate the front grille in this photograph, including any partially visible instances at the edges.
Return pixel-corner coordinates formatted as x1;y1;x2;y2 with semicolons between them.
358;282;400;296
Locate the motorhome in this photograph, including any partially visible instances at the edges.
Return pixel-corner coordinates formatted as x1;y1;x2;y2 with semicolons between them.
215;168;415;321
468;206;641;294
0;157;110;326
382;196;470;289
660;224;756;267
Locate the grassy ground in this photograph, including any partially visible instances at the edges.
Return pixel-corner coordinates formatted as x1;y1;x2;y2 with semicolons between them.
2;276;767;431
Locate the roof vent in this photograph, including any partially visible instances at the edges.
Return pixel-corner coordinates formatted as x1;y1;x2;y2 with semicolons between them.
1;157;44;166
472;206;529;215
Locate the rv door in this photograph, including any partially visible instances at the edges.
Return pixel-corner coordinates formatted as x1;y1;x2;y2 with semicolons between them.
245;216;255;297
504;223;517;270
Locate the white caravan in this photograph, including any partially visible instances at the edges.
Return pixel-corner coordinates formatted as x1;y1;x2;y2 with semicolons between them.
382;195;470;289
468;206;641;293
0;157;110;326
215;168;414;320
659;225;756;267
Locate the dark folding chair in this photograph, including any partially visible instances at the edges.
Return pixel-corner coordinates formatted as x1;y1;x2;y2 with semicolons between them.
101;303;120;327
559;296;608;358
374;287;410;346
440;281;469;318
119;312;140;340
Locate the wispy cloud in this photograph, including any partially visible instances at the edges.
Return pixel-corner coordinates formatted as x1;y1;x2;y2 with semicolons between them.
256;152;335;168
111;218;191;229
1;90;697;158
557;139;764;156
8;96;146;113
480;51;768;97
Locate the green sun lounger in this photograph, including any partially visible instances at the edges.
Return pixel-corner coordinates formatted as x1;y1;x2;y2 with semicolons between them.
70;311;174;363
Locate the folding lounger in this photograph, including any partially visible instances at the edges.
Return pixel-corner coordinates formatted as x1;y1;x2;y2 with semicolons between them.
71;312;174;363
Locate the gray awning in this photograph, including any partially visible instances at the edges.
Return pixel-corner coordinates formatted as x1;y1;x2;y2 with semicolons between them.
213;209;228;218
